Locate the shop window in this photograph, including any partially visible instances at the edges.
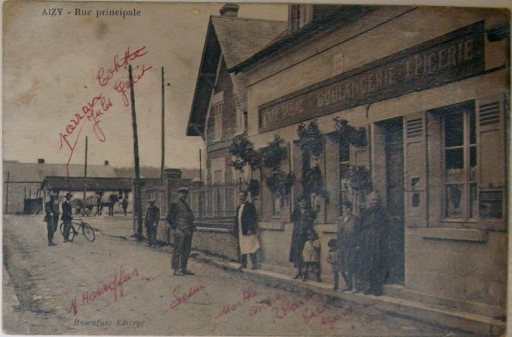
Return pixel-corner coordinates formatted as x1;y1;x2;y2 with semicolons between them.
443;108;477;220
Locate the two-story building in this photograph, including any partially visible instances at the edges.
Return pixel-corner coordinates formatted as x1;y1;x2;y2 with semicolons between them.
188;4;508;330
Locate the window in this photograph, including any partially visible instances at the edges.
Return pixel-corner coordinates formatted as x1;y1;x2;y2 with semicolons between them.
290;5;311;32
213;101;224;142
338;139;350;216
443;104;477;220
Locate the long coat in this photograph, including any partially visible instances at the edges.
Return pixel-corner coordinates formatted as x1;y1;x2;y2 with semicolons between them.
337;213;361;274
358;205;390;282
44;199;59;224
145;205;160;227
61;200;73;222
289;207;316;264
232;201;257;237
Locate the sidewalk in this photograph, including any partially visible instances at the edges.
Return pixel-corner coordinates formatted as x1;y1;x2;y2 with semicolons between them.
92;215;506;336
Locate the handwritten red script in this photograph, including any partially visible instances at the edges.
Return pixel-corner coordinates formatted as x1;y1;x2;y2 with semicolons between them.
59;46;151;177
68;265;139;315
214;287;259;319
162;284;206;315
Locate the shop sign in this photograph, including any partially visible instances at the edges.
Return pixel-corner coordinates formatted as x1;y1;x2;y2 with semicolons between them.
259;21;485;132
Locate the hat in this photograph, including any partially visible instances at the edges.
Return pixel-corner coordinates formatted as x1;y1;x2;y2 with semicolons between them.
177;187;189;193
65;192;73;198
149;200;155;203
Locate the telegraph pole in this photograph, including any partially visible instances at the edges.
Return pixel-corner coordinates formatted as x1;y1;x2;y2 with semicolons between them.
129;64;144;239
83;136;88;200
161;67;165;183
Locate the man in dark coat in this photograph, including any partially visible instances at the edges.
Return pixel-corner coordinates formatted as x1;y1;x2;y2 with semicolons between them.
61;193;74;243
122;198;129;216
233;191;260;270
44;194;59;246
337;200;361;292
359;191;390;296
145;200;160;248
289;195;316;279
167;187;195;276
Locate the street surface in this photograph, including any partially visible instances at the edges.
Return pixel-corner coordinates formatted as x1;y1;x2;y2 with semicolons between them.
3;214;472;336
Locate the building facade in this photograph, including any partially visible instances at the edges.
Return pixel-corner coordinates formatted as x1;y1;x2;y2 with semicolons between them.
229;5;508;321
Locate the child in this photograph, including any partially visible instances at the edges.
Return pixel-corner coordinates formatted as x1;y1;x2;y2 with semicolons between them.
302;229;321;282
327;239;340;290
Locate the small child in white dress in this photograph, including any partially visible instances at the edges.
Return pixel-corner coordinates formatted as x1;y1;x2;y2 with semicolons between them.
302;229;321;282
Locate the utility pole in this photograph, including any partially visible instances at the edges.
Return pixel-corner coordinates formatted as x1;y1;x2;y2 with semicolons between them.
161;67;165;183
129;64;144;239
199;149;202;222
83;136;88;200
5;171;9;214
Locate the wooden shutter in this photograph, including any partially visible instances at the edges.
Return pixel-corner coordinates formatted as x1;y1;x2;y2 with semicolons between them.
403;112;427;227
476;94;506;229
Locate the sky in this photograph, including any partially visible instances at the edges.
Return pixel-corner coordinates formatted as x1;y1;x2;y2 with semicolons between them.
3;0;510;170
2;1;288;169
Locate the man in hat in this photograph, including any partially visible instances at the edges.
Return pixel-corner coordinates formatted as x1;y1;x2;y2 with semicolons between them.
145;200;160;248
61;192;74;243
167;187;195;276
44;194;59;246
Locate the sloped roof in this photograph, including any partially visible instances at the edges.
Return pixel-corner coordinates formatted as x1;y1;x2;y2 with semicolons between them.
186;15;287;137
211;16;288;69
3;161;117;182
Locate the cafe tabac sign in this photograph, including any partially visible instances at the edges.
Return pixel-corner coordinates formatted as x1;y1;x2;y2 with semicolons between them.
259;22;485;133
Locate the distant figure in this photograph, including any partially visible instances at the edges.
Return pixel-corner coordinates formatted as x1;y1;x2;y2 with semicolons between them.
289;195;316;279
337;200;361;293
302;229;321;282
145;200;160;248
167;187;195;276
122;198;128;216
108;194;117;216
95;195;102;216
44;194;59;246
61;193;73;243
359;191;390;296
327;239;339;290
233;191;260;270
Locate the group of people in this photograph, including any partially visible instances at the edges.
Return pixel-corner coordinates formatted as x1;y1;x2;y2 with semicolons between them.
44;192;75;246
289;192;390;296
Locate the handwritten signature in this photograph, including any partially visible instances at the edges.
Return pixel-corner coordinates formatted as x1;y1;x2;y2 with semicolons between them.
59;46;151;177
68;265;139;315
96;46;148;87
215;287;259;319
162;284;206;315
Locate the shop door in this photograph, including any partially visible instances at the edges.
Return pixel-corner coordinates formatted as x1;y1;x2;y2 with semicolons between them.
384;117;405;284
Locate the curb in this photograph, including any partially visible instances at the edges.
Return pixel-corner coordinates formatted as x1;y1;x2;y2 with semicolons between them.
192;253;506;336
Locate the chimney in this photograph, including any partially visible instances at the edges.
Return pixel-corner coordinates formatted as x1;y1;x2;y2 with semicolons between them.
220;3;239;17
104;160;109;165
38;159;45;164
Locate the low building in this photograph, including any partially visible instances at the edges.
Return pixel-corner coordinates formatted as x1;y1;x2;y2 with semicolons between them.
3;159;116;214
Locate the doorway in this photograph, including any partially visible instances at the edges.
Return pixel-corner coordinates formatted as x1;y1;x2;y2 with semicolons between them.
380;117;405;284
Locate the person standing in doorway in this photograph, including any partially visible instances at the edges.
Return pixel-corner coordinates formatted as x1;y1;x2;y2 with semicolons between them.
233;191;260;270
289;195;316;279
145;200;160;248
337;200;361;292
61;193;73;243
167;187;195;276
44;194;59;246
359;191;390;296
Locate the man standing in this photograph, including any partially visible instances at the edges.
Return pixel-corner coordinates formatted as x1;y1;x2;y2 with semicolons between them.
233;191;260;270
122;198;129;216
61;193;73;243
167;187;195;276
44;194;59;246
145;200;160;248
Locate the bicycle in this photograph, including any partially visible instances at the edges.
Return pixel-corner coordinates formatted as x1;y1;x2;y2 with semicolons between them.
59;218;96;242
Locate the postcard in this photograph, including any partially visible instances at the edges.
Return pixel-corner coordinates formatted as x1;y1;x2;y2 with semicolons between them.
2;0;510;336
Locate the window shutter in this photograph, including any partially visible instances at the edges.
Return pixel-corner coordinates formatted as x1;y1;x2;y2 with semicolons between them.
477;95;505;189
476;94;506;228
403;112;427;227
